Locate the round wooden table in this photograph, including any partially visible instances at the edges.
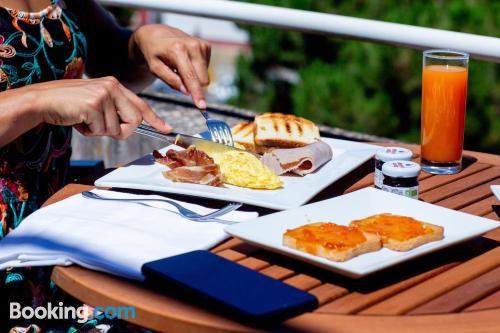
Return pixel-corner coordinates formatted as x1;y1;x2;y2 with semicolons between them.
45;144;500;333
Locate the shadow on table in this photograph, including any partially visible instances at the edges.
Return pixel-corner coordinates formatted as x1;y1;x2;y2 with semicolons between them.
462;155;478;170
309;159;374;202
232;236;499;294
492;205;500;219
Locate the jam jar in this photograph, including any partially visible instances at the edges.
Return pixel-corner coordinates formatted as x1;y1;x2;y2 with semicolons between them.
374;147;413;189
381;160;421;199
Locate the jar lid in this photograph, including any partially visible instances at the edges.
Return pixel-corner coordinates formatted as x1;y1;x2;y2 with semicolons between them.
382;160;421;178
375;147;413;162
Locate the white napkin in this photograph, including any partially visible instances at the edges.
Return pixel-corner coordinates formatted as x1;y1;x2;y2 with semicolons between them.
492;185;500;201
0;190;257;281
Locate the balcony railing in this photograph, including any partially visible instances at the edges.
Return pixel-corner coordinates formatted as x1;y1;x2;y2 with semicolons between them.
100;0;500;63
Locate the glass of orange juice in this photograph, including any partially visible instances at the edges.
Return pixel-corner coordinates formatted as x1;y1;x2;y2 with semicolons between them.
421;50;469;174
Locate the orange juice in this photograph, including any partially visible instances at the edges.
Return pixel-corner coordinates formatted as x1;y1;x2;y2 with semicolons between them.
421;65;468;163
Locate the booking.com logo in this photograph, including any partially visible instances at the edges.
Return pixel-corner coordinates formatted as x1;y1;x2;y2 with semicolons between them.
10;302;136;324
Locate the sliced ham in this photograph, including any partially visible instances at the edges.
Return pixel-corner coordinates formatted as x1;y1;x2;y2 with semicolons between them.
260;141;332;176
154;146;223;187
154;146;215;168
163;165;223;186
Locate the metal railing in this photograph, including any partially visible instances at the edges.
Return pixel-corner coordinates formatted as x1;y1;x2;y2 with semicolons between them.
100;0;500;63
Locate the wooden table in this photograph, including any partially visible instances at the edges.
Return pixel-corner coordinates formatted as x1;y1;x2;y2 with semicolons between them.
46;144;500;333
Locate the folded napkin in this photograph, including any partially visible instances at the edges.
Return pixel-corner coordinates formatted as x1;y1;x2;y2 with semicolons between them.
0;190;257;281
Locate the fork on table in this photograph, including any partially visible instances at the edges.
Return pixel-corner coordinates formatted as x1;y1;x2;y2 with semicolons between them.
81;191;242;225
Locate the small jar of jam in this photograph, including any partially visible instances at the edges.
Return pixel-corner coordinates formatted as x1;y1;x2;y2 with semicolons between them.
374;147;413;189
381;160;421;199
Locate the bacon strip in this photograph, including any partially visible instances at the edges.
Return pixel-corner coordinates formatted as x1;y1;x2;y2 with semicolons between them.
162;165;223;187
154;146;223;187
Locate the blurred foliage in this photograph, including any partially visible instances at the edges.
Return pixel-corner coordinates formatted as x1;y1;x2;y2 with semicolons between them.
231;1;499;153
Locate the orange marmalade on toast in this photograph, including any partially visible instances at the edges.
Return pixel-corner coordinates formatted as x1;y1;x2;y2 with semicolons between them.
284;223;367;253
351;214;432;242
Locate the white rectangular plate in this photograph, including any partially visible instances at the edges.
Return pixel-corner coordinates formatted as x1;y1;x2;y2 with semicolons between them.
225;188;499;278
95;138;380;210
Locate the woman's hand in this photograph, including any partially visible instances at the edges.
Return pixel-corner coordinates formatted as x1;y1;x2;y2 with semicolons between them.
130;24;211;110
31;77;172;139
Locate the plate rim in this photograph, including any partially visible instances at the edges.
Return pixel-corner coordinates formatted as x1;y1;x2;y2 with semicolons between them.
224;187;500;278
95;138;381;210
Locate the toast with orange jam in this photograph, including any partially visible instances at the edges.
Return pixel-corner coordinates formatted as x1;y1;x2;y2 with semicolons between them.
283;222;382;262
350;213;444;251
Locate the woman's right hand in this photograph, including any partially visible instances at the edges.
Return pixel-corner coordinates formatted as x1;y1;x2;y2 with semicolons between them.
30;76;172;139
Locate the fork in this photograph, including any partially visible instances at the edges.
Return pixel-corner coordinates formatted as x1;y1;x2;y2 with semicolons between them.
199;109;234;146
81;191;242;223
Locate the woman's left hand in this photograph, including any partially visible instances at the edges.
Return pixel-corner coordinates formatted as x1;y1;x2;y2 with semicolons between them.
130;24;211;110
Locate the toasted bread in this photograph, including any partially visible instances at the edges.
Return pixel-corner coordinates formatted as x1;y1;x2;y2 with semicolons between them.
350;213;444;252
231;121;256;152
231;121;275;154
254;113;320;148
283;222;382;262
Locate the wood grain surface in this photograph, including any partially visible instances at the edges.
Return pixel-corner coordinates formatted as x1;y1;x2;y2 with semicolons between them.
47;144;500;333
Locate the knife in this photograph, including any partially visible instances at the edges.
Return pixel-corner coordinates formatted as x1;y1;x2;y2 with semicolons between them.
135;124;257;157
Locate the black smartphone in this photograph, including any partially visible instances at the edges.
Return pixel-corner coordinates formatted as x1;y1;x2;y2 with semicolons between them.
142;250;318;324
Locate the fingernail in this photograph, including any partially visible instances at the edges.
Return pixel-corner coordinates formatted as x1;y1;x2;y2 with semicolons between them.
180;84;188;95
164;122;173;131
198;100;207;109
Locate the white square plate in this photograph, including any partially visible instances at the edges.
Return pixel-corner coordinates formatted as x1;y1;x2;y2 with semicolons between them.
225;187;499;278
95;138;380;210
491;185;500;201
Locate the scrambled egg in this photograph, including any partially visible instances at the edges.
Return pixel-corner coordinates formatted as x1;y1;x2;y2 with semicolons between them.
212;151;283;190
233;142;246;150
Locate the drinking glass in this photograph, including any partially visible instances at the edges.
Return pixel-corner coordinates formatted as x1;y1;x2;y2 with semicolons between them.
421;50;469;174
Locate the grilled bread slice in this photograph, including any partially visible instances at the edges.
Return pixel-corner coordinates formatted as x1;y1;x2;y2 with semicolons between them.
350;213;444;252
283;222;382;262
231;121;275;154
231;121;256;152
254;113;320;148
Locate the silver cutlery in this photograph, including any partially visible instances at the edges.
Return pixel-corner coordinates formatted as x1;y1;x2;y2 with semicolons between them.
81;191;241;224
199;109;234;146
134;124;256;156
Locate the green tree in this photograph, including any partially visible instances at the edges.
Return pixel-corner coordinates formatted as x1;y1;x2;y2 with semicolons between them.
232;0;499;153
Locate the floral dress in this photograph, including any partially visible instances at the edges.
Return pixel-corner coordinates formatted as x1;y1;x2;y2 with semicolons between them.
0;1;144;332
0;1;86;238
